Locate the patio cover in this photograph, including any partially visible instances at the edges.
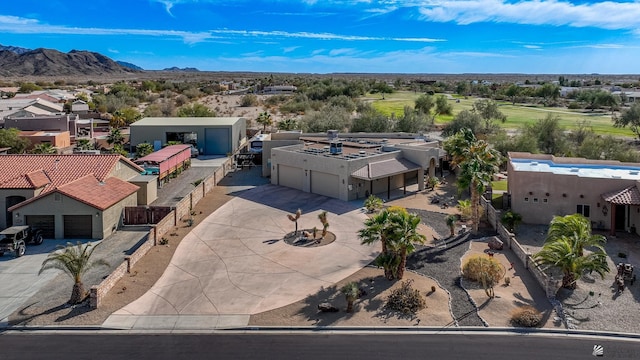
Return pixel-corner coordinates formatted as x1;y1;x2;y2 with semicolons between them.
351;158;421;181
602;185;640;205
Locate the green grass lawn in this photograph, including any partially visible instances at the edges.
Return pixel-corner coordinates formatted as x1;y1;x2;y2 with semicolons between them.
491;180;508;191
364;91;635;138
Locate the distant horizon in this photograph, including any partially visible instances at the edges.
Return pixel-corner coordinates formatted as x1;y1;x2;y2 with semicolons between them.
2;1;640;75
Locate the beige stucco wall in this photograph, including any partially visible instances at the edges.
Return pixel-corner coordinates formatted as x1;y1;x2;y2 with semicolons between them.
508;153;640;233
130;177;158;205
109;160;144;181
101;193;138;239
0;189;39;229
271;145;420;201
13;192;137;239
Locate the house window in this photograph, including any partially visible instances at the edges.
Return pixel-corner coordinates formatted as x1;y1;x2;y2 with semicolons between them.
54;193;61;202
577;204;590;217
533;198;539;203
524;197;529;202
543;198;548;203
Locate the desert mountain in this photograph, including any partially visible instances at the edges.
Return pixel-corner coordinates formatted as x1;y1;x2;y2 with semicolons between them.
0;46;142;76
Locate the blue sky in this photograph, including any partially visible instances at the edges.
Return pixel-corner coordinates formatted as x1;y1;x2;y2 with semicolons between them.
1;0;640;74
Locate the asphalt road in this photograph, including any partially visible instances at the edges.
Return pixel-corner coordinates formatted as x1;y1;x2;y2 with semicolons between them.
0;333;637;360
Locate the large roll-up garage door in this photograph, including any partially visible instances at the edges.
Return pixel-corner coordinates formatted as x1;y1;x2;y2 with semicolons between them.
311;171;339;198
25;215;55;239
64;215;93;239
278;165;303;191
205;128;231;155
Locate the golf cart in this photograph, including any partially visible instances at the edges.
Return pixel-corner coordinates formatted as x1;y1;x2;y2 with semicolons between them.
0;226;44;257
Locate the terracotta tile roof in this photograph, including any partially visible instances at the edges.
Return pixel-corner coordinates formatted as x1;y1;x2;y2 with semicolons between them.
0;154;143;193
57;175;139;210
602;185;640;205
351;158;421;180
9;174;139;211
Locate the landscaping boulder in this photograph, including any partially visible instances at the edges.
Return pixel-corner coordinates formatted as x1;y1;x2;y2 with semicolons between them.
318;302;339;312
488;237;504;250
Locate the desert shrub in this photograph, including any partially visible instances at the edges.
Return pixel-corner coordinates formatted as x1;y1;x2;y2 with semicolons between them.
385;280;426;315
511;306;542;327
240;94;259;107
462;255;505;286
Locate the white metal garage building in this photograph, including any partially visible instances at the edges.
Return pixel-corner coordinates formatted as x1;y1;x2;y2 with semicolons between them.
129;117;247;156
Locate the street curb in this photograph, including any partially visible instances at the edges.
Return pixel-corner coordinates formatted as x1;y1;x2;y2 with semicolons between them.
2;325;640;341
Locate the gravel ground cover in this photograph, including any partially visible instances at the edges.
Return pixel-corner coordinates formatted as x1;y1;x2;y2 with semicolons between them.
406;208;495;327
508;224;640;333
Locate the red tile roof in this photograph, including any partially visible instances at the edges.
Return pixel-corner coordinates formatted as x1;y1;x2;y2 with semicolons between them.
0;154;143;193
58;175;139;210
9;174;140;211
602;185;640;205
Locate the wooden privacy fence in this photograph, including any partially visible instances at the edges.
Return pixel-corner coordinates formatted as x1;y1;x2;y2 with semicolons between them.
123;206;173;225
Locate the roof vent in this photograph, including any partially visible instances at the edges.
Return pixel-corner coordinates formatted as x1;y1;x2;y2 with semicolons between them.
327;130;339;140
323;146;330;152
359;150;366;156
330;141;342;155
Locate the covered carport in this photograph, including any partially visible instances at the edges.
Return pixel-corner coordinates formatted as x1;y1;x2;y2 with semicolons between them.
351;158;423;200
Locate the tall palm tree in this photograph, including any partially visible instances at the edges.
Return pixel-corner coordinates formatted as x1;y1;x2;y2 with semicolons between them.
39;242;109;304
359;209;392;254
444;129;502;234
386;211;426;279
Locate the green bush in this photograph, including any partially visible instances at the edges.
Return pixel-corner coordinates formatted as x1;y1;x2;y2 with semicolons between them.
462;255;505;286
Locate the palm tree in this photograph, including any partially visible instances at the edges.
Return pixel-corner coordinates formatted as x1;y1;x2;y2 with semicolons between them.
534;214;609;289
445;214;457;237
444;129;502;234
501;210;522;233
545;214;602;256
75;139;94;151
386;211;426;279
340;282;360;313
363;195;383;213
31;143;57;154
39;242;109;304
106;127;124;146
359;209;392;254
256;112;273;132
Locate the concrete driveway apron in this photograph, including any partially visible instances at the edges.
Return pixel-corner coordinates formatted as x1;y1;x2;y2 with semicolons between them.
106;185;378;330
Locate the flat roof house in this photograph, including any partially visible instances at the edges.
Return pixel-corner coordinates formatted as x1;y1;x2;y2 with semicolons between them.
269;132;444;201
0;154;146;240
508;152;640;235
129;117;247;156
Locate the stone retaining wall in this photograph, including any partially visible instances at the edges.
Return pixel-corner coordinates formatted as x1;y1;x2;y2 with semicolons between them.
90;158;232;309
481;197;560;297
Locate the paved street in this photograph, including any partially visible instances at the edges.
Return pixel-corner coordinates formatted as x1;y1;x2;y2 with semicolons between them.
0;332;637;360
105;185;377;330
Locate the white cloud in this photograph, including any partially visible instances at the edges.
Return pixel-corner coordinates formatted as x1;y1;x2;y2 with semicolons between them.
328;48;358;56
0;16;444;44
523;45;541;49
417;0;640;30
283;46;300;53
107;48;120;53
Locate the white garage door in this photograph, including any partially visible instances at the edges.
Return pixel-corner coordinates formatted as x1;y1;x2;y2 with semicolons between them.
311;171;339;198
278;165;303;191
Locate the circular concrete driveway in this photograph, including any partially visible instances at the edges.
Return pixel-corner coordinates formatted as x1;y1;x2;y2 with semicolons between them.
107;185;377;329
